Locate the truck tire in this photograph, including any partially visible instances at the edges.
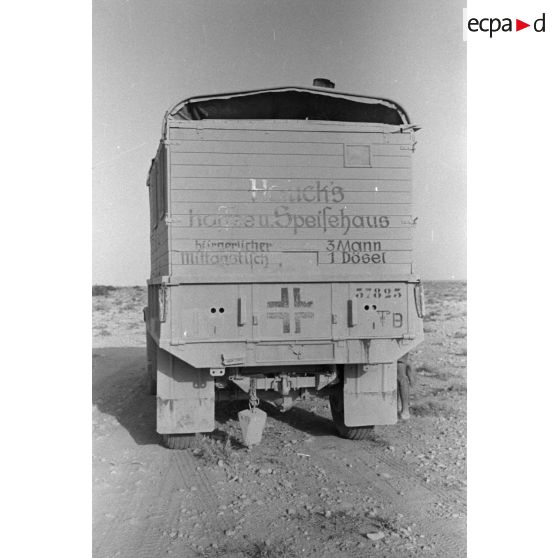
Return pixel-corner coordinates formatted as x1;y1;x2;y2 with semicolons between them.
329;387;375;440
146;332;157;396
162;433;196;450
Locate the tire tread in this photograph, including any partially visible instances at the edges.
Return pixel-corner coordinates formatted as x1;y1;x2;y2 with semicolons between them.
329;387;376;440
162;434;196;450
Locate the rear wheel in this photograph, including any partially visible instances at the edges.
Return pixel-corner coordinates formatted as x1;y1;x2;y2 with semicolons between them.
146;332;157;396
329;386;375;440
148;372;156;396
162;433;196;450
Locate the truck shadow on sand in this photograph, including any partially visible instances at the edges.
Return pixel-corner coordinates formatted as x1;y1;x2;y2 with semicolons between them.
259;401;338;437
93;347;160;446
93;347;342;448
213;399;339;446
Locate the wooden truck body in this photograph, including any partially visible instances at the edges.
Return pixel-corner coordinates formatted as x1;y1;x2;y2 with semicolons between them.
145;85;424;446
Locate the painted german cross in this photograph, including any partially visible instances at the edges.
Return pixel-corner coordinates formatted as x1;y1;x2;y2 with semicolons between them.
267;287;314;334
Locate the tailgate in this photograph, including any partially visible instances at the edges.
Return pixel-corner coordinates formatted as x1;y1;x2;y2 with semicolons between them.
167;120;415;283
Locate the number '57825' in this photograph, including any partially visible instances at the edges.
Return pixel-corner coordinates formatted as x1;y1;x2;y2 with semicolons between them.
355;287;402;299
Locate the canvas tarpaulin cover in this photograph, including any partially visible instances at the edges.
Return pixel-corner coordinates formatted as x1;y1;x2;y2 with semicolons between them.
168;88;408;125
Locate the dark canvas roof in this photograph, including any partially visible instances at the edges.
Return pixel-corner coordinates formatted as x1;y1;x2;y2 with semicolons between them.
166;87;409;126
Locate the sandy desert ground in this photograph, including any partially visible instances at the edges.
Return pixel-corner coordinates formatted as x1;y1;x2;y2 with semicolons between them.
92;281;466;557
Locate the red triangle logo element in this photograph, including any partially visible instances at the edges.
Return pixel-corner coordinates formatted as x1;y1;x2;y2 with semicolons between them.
516;19;530;31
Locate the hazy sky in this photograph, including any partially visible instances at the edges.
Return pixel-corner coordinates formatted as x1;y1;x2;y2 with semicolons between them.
93;0;466;285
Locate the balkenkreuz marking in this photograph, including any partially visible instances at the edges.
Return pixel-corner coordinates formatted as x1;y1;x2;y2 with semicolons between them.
267;288;314;333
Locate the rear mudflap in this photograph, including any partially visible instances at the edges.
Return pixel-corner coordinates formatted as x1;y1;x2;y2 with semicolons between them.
156;348;215;434
343;363;397;426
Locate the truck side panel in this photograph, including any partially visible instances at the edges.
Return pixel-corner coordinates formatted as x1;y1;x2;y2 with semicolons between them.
148;143;170;279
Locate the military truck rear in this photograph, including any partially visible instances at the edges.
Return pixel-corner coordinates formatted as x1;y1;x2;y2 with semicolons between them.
145;83;424;448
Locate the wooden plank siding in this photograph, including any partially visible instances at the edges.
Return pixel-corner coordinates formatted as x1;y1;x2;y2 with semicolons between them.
171;177;412;192
171;187;411;204
159;121;416;283
171;202;412;215
150;220;170;278
169;140;408;157
168;124;413;144
170;165;411;180
171;152;410;169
